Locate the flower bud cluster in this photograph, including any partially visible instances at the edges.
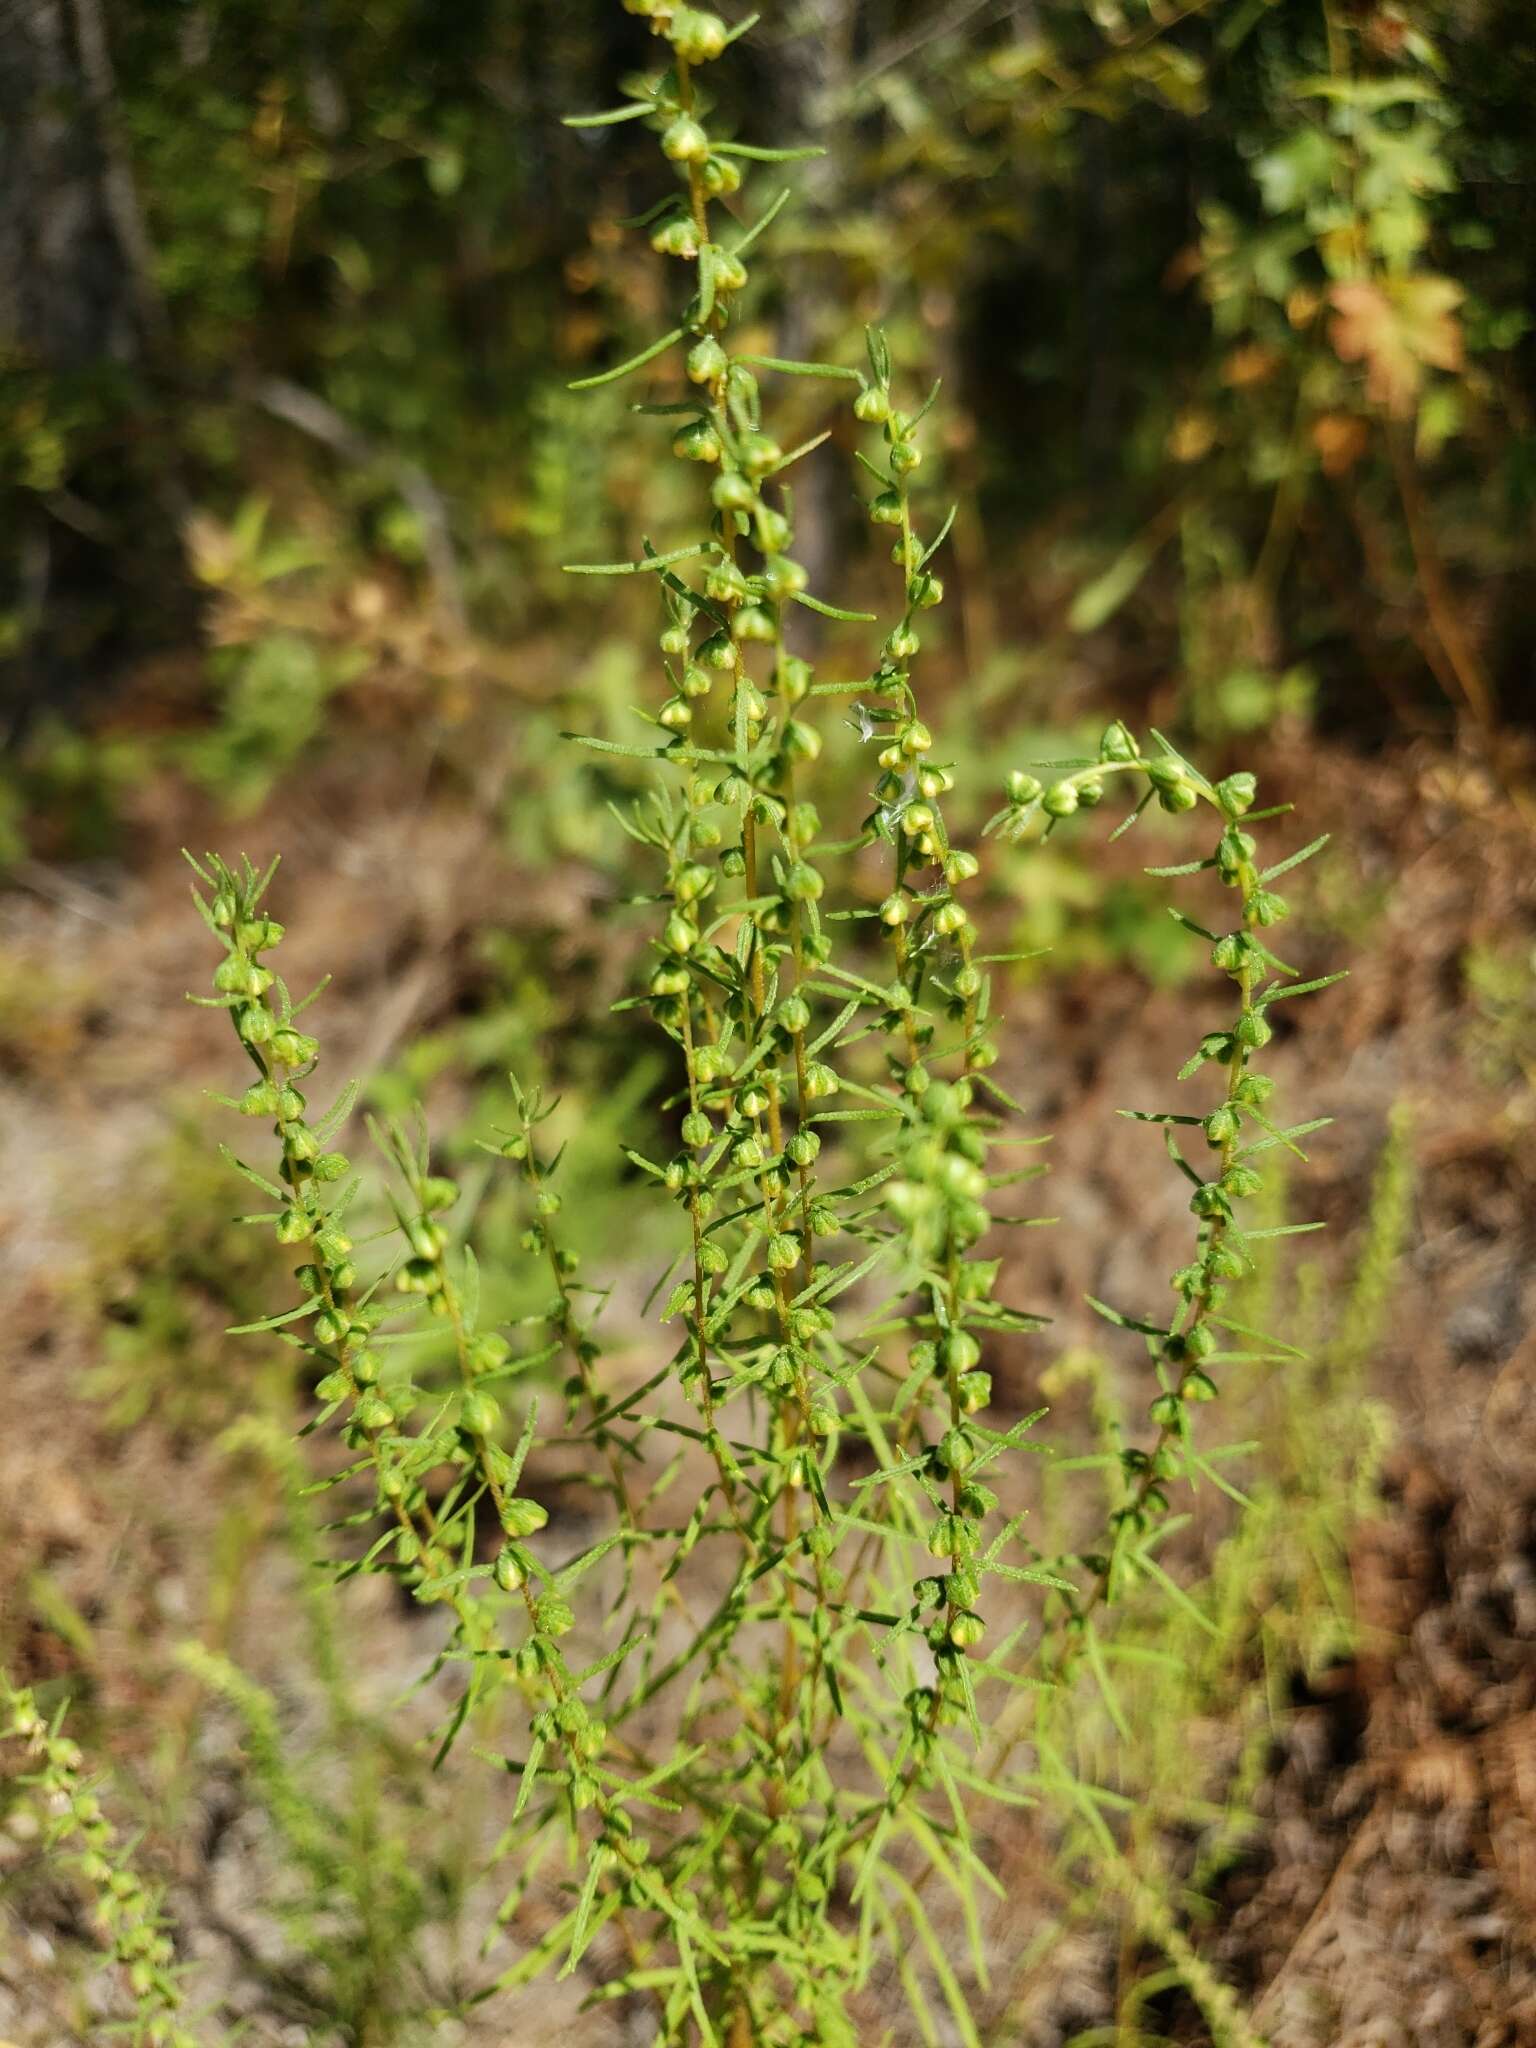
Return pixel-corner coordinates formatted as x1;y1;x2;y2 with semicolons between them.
1;1682;197;2047
988;728;1334;1619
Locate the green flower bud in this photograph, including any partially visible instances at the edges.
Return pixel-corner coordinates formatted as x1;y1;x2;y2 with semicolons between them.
1098;721;1137;763
854;384;890;423
705;558;748;603
651;215;701;260
534;1595;575;1638
700;153;742;195
357;1393;395;1431
1042;780;1079;818
869;489;904;525
493;1545;525;1593
1215;771;1257;816
941;1329;981;1372
270;1027;317;1067
236;1003;274;1046
783;862;822;902
889;439;921;474
669;6;728;62
698;630;736;670
958;1370;991;1414
1234;1071;1274;1107
754;505;790;551
737;431;782;477
460;1390;500;1437
1159;781;1199;814
1212;1228;1253;1277
662;115;711;165
664;911;698;955
275;1207;310;1245
686;336;728;384
1005;770;1042;804
768;1232;801;1272
712;470;756;514
713;250;749;293
239;1081;278;1116
1247;890;1288;927
500;1495;549;1538
1203;1104;1240;1148
673;418;721;464
314;1150;350;1181
733;602;777;643
1076;775;1105;808
762;556;808;601
948;1610;985;1650
803;1062;839;1100
1235;1011;1273;1049
1149;1391;1183;1430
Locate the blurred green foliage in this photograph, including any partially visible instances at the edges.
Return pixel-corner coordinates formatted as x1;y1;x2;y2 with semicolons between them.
3;0;1534;825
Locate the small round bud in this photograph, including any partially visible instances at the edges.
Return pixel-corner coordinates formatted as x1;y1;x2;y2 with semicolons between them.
1203;1104;1240;1148
1005;770;1042;805
1042;780;1079;818
1149;1391;1184;1431
1215;771;1257;816
711;470;756;514
854;384;890;423
1098;720;1137;763
673;418;721;464
500;1495;549;1538
869;489;903;525
700;153;742;195
652;215;702;260
669;6;728;61
686;336;729;384
662;116;711;165
737;431;782;477
732;602;777;643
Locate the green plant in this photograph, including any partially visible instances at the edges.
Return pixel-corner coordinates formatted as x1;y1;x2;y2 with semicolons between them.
1;1681;199;2048
158;10;1344;2042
